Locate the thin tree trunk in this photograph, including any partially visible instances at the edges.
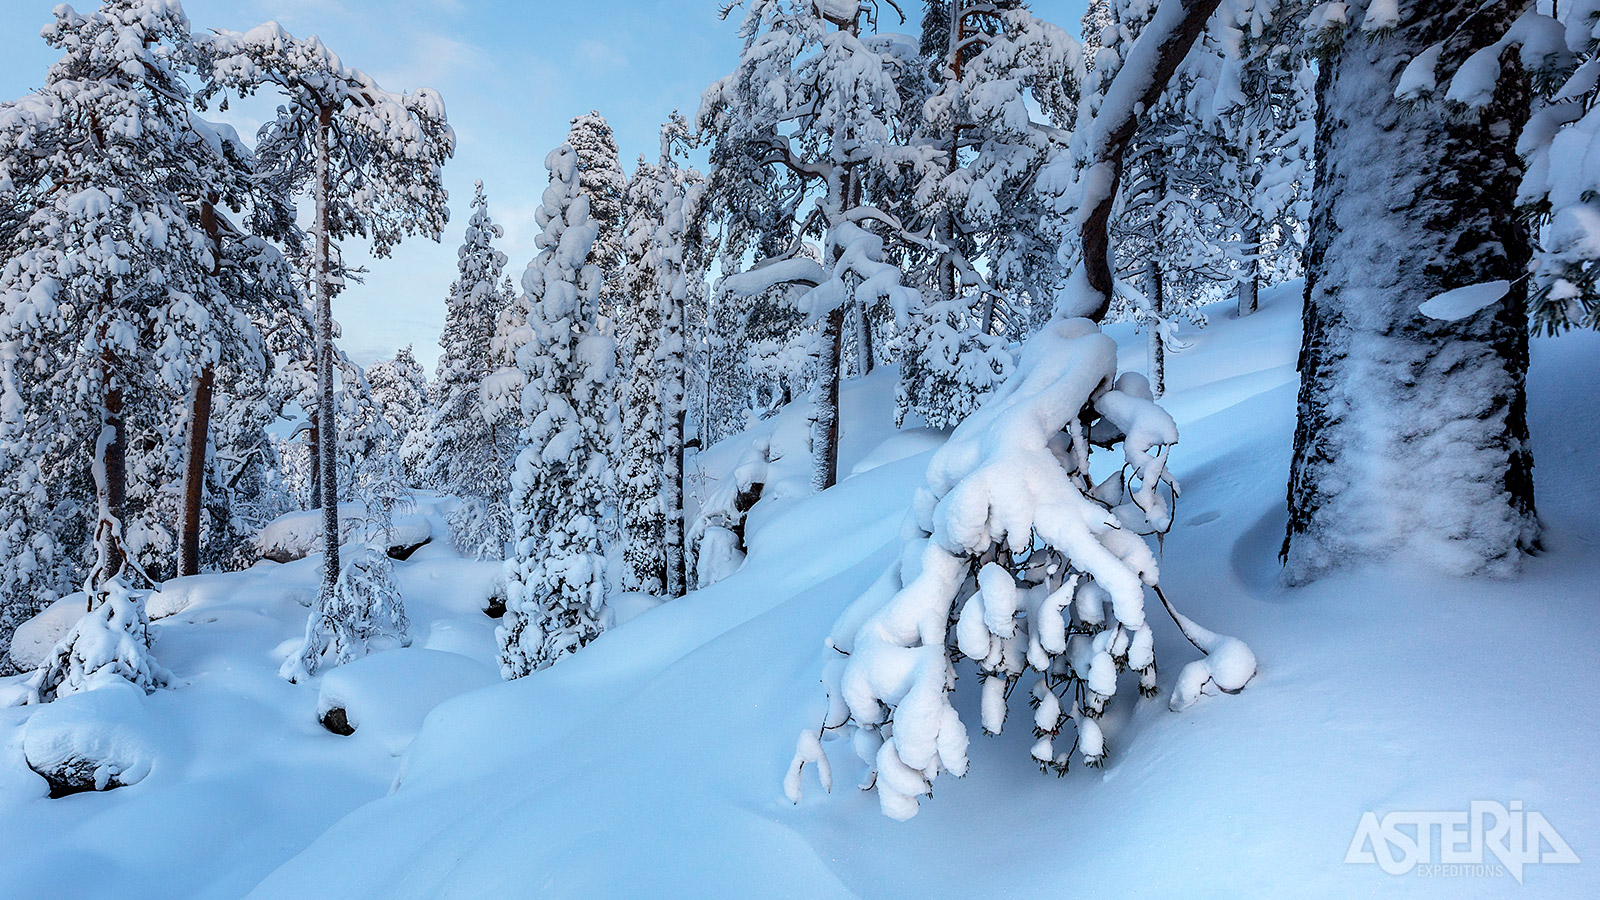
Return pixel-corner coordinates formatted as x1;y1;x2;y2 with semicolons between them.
1284;1;1535;581
314;104;341;593
1237;241;1259;317
308;415;320;510
180;197;223;577
1145;257;1165;399
979;292;995;336
813;304;845;491
94;365;128;594
179;366;214;576
1075;0;1223;322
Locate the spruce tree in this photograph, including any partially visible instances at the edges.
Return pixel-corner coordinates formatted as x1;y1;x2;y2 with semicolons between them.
499;144;618;676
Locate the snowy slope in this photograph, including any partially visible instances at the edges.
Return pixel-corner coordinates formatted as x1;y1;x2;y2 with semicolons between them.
4;284;1597;898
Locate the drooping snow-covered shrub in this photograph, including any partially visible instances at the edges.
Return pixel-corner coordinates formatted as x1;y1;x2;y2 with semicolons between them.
280;546;410;683
788;314;1254;820
28;581;170;704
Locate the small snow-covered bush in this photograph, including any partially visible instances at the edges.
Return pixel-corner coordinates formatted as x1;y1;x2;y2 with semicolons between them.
281;546;410;683
788;317;1255;820
446;496;510;561
29;581;169;704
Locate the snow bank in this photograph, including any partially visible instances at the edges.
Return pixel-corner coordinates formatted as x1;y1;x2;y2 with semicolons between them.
8;595;86;671
22;675;159;796
255;504;432;563
315;649;498;755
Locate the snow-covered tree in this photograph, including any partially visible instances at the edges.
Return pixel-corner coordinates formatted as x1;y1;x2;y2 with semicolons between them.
567;111;629;320
617;135;706;598
280;544;409;683
786;0;1253;822
700;0;924;490
366;345;430;486
0;0;258;688
202;21;454;604
1266;0;1552;580
499;144;618;676
897;0;1082;426
429;181;514;557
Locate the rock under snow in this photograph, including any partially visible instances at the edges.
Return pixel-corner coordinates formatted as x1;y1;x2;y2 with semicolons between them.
315;649;498;755
22;675;159;797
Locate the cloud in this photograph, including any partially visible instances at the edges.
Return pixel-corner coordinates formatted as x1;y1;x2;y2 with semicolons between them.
574;38;628;73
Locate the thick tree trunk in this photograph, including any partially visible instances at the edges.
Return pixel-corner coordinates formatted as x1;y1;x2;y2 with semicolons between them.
852;297;872;376
179;366;214;577
307;416;320;510
813;304;844;491
314;104;341;594
1283;1;1535;582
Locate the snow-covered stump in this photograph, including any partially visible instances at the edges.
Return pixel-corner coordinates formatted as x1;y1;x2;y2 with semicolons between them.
1284;2;1537;582
280;546;410;683
787;317;1254;820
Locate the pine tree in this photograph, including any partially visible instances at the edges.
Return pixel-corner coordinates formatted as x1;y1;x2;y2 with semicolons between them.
202;21;454;616
1281;0;1540;580
700;0;923;490
0;0;268;689
499;144;618;676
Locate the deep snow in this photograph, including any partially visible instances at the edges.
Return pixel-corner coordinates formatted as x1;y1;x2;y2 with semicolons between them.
2;282;1596;898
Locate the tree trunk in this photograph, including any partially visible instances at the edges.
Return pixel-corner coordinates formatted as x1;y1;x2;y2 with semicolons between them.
92;366;128;595
1074;0;1222;322
1145;258;1165;399
307;415;320;510
813;304;844;491
180;197;223;577
1283;1;1535;582
314;104;341;594
179;366;214;577
852;296;871;376
664;289;688;598
1237;242;1259;317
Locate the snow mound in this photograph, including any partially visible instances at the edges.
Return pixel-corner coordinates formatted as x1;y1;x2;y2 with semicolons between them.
22;676;159;796
604;592;665;629
8;596;86;671
147;573;238;620
316;649;498;755
847;426;946;477
255;504;432;563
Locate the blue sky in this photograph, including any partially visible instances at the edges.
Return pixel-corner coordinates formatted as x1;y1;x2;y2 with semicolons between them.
0;0;1087;370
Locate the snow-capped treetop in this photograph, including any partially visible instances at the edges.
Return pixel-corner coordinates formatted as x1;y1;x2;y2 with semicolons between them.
566;111;629;301
199;21;456;258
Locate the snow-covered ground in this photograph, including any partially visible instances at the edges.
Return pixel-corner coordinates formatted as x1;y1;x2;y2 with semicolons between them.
3;283;1596;898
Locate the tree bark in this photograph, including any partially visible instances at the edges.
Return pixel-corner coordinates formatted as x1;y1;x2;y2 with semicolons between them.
813;304;844;491
314;103;341;593
1076;0;1222;322
1283;1;1535;582
1145;257;1165;399
180;197;223;577
179;366;214;576
308;415;320;510
1237;241;1259;317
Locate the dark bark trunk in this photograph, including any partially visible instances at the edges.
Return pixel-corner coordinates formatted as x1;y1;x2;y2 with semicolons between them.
1237;244;1259;317
180;197;223;577
814;304;844;491
308;416;320;510
1145;258;1165;399
1283;1;1536;581
1078;0;1222;322
96;367;128;592
179;366;214;577
314;104;341;592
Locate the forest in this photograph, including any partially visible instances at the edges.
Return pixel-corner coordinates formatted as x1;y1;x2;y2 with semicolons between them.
0;1;1595;897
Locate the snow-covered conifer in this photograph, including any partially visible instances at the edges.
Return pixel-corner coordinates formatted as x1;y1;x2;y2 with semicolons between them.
499;144;618;676
429;181;515;556
567;111;629;319
366;345;430;486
